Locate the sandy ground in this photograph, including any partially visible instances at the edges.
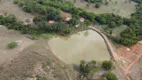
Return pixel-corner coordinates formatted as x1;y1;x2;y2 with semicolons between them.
0;26;35;65
74;0;136;18
0;0;34;22
117;41;142;80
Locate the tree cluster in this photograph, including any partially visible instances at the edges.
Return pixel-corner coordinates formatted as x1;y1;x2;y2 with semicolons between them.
79;60;116;80
79;60;97;78
132;0;142;4
84;0;103;3
114;2;142;46
0;15;71;35
13;0;142;46
0;15;40;35
14;0;123;27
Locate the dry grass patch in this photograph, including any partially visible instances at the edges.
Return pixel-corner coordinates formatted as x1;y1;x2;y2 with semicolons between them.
0;40;76;80
73;0;136;18
0;0;34;22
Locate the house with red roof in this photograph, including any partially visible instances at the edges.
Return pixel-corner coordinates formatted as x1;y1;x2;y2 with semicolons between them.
80;18;85;22
48;20;54;24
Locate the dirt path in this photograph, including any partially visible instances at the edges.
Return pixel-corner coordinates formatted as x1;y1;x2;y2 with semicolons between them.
89;26;142;80
124;53;142;75
89;26;120;60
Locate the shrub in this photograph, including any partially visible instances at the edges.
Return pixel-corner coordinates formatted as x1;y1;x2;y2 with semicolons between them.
95;3;101;8
79;60;91;77
102;61;113;70
13;0;18;4
8;42;18;49
36;75;47;80
106;72;118;80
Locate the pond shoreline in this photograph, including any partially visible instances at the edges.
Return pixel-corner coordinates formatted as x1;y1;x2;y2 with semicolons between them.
89;26;120;61
48;28;110;64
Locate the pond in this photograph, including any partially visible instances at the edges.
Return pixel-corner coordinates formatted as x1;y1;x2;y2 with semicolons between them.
48;30;111;64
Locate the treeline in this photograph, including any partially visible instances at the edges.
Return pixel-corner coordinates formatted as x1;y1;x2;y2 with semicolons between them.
0;15;39;35
34;17;71;34
132;0;142;4
84;0;103;3
14;0;124;27
0;15;71;35
13;0;142;46
113;1;142;46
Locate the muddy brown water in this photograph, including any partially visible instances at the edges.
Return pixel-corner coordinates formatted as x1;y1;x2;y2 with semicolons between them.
48;30;111;64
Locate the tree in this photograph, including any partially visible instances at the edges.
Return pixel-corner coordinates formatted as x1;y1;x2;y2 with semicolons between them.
85;0;103;3
46;9;60;21
86;13;96;21
47;12;58;20
23;6;32;13
79;60;91;78
105;1;109;5
5;15;17;23
33;16;46;24
116;20;123;26
14;0;19;4
102;61;113;70
106;72;118;80
95;3;101;8
84;20;91;26
69;17;79;26
109;22;116;28
109;29;113;36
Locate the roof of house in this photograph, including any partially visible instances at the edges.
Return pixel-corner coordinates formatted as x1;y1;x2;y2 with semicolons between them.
48;20;54;24
80;18;85;22
65;17;72;22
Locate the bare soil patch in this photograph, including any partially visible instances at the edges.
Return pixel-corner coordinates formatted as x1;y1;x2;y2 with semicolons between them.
0;27;35;65
61;11;72;18
117;41;142;80
0;39;76;80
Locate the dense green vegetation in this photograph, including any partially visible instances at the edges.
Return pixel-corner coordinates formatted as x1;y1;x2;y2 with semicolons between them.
102;61;113;70
36;75;47;80
7;42;18;49
13;0;124;30
0;15;40;35
132;0;142;4
79;60;115;79
0;15;71;35
113;0;142;46
84;0;103;3
84;0;108;8
79;60;97;78
106;72;118;80
0;0;140;46
13;0;123;26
